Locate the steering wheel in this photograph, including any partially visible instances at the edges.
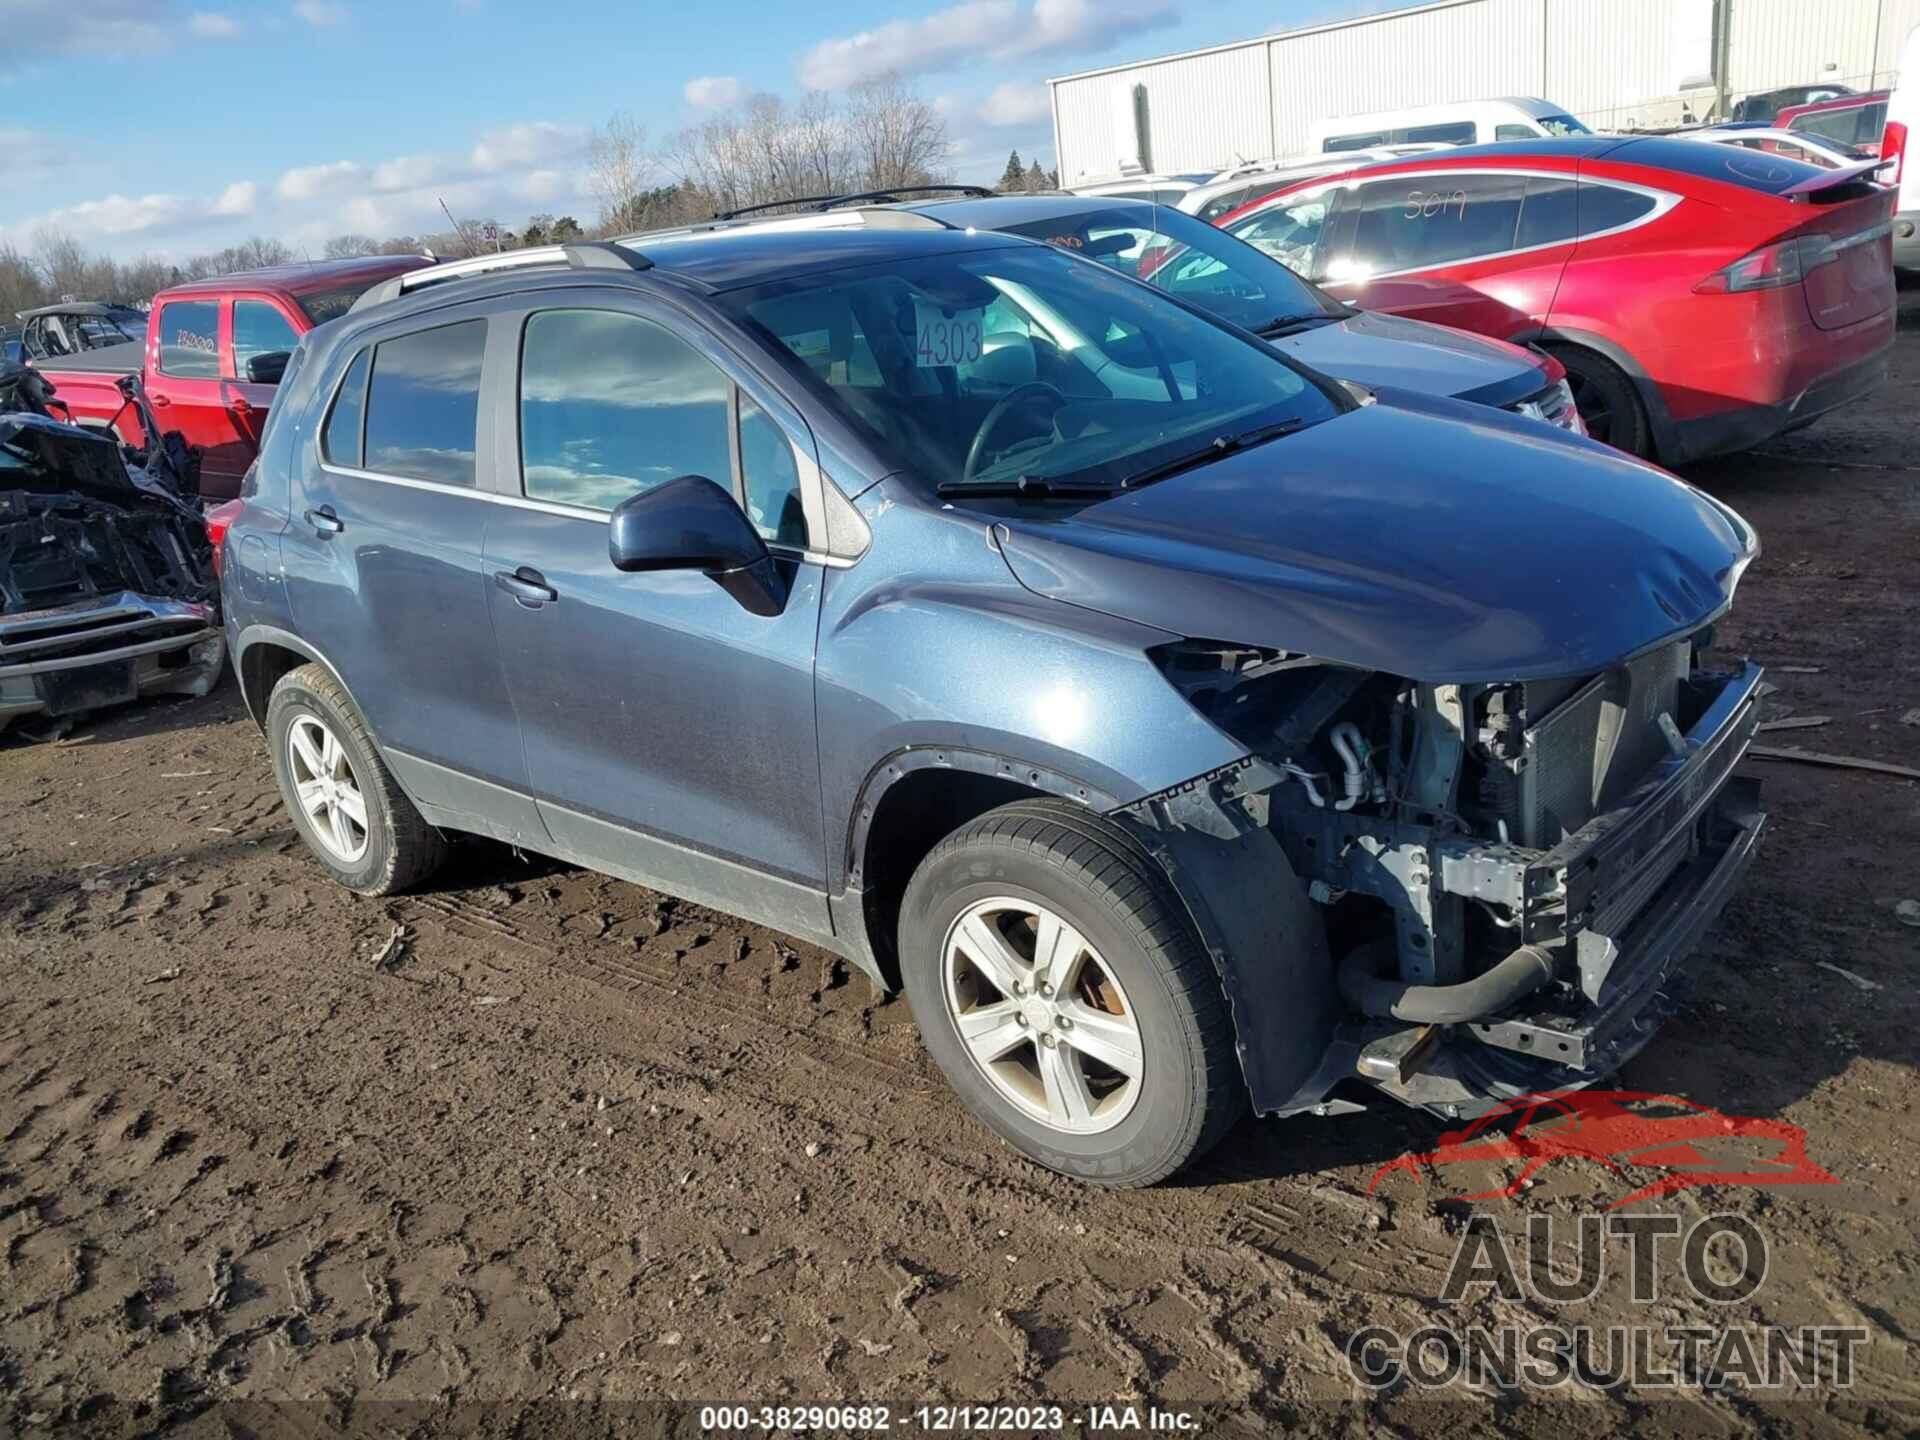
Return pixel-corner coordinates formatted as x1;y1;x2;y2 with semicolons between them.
962;382;1066;485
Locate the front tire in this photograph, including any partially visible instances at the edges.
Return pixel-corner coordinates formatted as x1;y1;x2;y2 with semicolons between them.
266;664;446;896
898;800;1245;1186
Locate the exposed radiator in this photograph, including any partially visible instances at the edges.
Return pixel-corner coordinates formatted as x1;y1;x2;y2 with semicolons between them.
1516;641;1688;847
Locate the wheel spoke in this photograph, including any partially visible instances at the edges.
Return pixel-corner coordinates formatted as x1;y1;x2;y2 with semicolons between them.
320;729;342;777
334;786;367;828
954;913;1028;998
295;778;330;816
1030;910;1086;993
1038;1041;1095;1128
1060;1001;1143;1079
290;726;325;778
328;804;357;858
955;1001;1029;1065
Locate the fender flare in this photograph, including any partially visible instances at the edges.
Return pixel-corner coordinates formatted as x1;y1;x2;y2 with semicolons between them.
843;745;1126;890
232;624;354;725
1509;324;1678;463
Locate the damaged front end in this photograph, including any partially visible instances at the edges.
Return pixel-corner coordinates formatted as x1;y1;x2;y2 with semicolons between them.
1120;635;1766;1123
1;414;222;737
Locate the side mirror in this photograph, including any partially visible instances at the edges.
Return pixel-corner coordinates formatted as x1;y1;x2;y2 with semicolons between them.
608;475;785;615
246;351;291;385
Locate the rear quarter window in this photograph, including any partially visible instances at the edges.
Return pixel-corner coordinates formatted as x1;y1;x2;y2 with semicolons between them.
157;300;220;379
1577;183;1660;235
363;320;485;486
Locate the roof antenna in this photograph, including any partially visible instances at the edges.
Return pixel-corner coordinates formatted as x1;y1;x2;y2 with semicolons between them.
438;197;477;257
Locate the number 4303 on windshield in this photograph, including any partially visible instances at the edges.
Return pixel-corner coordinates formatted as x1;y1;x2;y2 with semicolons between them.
916;304;984;367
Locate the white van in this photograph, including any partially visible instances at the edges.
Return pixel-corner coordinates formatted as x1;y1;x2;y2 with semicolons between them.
1177;145;1455;222
1310;97;1589;153
1887;25;1919;271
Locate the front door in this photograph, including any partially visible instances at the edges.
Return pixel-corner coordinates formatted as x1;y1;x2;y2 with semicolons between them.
280;313;539;844
480;301;832;943
148;298;243;479
219;295;304;486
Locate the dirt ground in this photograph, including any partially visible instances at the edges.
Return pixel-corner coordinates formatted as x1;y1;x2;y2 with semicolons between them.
3;292;1917;1438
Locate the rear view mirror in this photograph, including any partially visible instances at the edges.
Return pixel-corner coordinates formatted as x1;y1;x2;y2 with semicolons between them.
246;351;291;385
608;475;785;616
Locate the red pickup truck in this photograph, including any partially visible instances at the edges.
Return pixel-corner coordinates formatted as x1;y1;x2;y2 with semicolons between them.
30;255;429;499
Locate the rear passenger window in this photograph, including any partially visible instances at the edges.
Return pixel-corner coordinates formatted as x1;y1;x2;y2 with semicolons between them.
157;300;220;379
1401;122;1479;145
364;320;485;487
519;309;731;513
322;349;370;468
1495;124;1537;142
1348;173;1525;273
1517;177;1581;248
1578;184;1658;236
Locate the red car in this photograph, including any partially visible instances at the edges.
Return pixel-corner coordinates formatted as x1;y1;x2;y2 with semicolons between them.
30;254;430;498
1217;136;1896;464
1775;90;1891;157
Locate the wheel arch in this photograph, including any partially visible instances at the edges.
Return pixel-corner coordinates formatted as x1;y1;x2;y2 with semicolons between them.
845;747;1126;991
1510;324;1678;463
234;625;353;730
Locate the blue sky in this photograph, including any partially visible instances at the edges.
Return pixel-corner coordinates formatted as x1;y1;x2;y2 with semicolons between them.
0;0;1402;260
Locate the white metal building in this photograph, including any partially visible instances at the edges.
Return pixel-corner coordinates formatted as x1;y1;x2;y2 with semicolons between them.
1049;0;1920;183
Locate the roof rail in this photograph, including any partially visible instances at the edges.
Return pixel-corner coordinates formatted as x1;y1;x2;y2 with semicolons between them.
713;183;995;222
348;242;653;314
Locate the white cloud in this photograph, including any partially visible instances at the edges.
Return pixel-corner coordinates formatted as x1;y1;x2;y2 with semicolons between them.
277;159;362;200
292;0;346;26
211;180;258;216
189;11;241;36
684;75;746;110
798;0;1176;89
982;81;1050;127
469;121;588;173
1;193;186;242
371;153;449;192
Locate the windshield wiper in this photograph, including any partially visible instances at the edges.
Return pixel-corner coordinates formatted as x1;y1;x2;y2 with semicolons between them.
935;473;1117;499
1256;313;1339;337
1120;418;1308;491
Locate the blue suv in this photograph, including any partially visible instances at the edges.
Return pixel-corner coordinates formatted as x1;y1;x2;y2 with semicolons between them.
221;222;1767;1186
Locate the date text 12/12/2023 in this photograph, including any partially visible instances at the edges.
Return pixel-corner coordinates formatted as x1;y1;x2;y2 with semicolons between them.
698;1402;1204;1432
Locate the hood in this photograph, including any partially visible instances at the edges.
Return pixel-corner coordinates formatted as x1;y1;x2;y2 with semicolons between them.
991;399;1756;684
1274;310;1550;409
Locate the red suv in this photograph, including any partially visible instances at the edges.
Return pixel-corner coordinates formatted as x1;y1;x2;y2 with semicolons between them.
1217;136;1896;464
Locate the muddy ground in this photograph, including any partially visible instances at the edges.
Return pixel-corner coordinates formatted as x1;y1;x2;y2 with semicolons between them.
3;293;1917;1438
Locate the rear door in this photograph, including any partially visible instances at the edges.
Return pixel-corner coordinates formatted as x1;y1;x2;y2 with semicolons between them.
148;298;243;480
281;309;539;842
1322;169;1572;341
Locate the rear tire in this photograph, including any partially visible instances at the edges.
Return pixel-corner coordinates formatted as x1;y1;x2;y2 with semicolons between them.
897;799;1245;1187
266;663;447;896
1548;344;1652;458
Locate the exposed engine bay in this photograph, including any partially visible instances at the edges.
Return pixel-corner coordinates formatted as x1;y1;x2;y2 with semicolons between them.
1;365;222;737
1125;635;1767;1121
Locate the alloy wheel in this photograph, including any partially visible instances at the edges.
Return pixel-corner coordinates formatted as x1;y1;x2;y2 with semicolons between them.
941;897;1145;1134
287;714;369;863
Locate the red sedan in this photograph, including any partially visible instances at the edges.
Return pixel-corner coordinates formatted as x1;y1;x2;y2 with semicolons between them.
1216;137;1896;463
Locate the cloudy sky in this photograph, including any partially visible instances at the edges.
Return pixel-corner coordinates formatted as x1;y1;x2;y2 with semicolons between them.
0;0;1400;261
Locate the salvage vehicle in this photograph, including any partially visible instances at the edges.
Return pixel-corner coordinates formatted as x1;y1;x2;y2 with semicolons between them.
892;192;1583;433
224;231;1766;1186
15;302;148;361
29;255;430;498
1216;136;1897;461
1729;83;1855;125
1775;90;1890;156
1;364;222;737
1179;146;1456;223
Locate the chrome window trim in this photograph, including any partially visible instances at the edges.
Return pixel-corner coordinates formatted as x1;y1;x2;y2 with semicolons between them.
311;458;849;566
1235;169;1682;283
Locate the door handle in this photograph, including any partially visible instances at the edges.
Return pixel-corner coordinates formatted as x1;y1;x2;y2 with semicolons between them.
493;567;557;607
304;506;343;536
231;394;253;416
150;393;172;408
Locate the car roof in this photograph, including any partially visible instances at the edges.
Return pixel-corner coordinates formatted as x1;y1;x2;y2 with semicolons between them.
900;193;1158;228
628;222;1029;291
158;253;432;301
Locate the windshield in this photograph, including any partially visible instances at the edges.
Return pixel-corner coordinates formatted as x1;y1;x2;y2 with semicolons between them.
1538;114;1591;136
995;205;1344;333
726;243;1343;493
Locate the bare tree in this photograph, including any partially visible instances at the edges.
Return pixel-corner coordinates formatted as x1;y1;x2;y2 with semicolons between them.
323;234;380;259
844;74;952;192
588;110;656;233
